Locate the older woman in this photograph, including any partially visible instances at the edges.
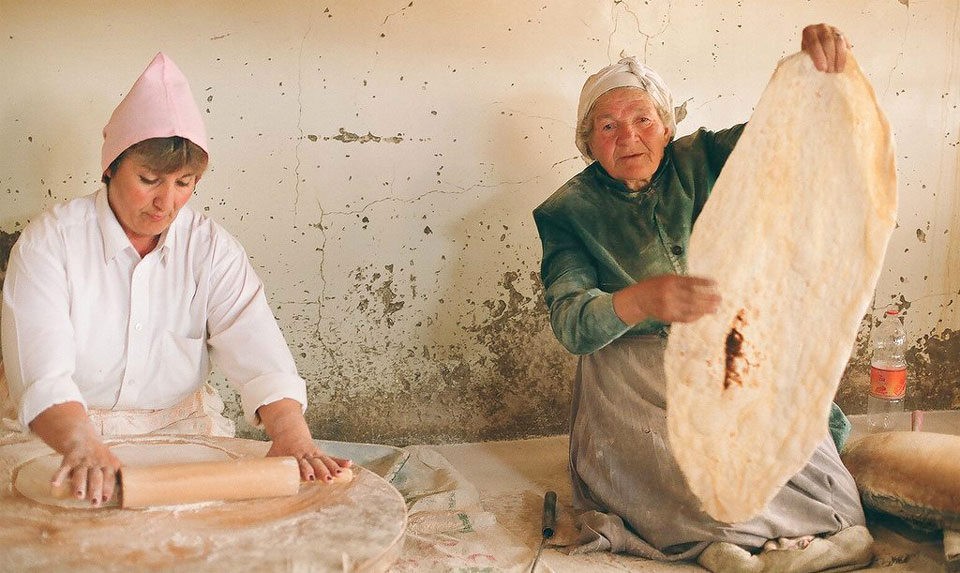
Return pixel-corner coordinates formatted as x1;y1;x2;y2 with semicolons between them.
534;24;870;569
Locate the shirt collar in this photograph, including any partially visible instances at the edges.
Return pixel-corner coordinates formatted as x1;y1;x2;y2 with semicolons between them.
95;188;133;263
95;188;178;263
155;213;178;261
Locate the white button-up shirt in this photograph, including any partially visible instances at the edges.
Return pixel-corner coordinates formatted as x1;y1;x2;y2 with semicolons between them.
2;189;307;428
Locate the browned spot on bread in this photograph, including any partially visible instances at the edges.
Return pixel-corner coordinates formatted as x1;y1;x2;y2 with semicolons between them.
724;310;748;390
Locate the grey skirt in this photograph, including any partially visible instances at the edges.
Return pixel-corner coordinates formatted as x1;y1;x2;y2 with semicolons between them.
569;335;865;559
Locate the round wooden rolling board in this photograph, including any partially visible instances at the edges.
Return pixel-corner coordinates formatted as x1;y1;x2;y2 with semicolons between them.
0;434;407;572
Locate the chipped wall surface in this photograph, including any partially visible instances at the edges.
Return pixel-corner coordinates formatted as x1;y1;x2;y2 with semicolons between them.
1;1;958;444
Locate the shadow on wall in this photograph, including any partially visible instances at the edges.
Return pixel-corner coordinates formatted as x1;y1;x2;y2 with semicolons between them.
0;230;22;291
0;230;23;366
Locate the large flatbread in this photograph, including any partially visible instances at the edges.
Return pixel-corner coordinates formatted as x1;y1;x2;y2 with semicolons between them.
663;51;897;523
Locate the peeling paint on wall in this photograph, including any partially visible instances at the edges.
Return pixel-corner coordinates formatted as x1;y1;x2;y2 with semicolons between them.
327;128;404;144
1;0;958;445
838;319;960;415
229;269;575;445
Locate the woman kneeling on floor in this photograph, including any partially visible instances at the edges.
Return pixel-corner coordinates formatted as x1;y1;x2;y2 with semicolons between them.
533;23;873;572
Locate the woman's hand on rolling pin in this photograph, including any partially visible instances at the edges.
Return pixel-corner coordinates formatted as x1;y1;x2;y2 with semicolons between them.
54;437;121;506
28;401;121;506
258;398;352;483
612;275;721;326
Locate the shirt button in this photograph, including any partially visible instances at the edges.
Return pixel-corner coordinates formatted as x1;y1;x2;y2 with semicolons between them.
671;245;683;256
134;323;144;332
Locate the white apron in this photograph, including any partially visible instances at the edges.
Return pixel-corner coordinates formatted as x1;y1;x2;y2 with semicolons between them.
0;362;234;439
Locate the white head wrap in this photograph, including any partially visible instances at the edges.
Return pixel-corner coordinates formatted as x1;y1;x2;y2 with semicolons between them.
575;56;675;161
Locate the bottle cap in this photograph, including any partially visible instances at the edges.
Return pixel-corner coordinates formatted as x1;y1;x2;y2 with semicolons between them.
885;309;898;316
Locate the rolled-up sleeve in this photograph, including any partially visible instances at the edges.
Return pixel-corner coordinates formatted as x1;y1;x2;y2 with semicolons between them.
534;210;630;355
204;232;307;427
2;231;88;427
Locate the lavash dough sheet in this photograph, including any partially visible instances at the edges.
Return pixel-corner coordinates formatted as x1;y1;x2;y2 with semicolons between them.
2;436;408;572
664;52;897;523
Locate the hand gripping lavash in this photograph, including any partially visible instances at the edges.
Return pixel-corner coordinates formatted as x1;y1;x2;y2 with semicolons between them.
664;51;897;524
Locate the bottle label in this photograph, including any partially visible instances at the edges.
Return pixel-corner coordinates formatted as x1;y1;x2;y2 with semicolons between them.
870;366;906;399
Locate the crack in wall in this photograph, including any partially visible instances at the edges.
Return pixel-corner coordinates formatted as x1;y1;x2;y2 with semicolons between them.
292;19;315;215
382;1;415;26
326;188;467;218
306;185;471;349
447;178;537;193
307;174;536;343
324;176;536;219
551;155;581;169
882;5;911;99
608;0;673;63
311;196;330;341
495;107;571;128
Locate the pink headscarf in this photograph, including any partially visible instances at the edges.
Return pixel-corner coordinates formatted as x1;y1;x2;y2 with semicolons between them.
101;53;208;175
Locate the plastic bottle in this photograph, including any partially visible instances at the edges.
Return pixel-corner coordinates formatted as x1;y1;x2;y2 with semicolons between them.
867;309;907;432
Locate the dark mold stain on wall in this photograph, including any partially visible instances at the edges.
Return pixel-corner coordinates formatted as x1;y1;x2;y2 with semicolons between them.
237;269;577;446
293;291;959;445
3;205;957;445
227;256;959;446
326;271;572;446
327;128;404;144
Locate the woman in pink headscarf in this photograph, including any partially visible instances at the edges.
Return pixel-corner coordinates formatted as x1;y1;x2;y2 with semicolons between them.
533;25;874;571
2;53;350;505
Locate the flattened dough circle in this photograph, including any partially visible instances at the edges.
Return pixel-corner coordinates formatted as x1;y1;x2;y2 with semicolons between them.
1;436;406;572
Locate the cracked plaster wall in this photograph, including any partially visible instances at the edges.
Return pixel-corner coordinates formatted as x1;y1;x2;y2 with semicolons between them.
0;0;957;445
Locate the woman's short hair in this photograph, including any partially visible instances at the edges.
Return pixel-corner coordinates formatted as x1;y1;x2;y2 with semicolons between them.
102;136;208;184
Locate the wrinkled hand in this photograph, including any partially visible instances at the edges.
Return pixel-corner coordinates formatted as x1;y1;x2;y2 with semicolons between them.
801;23;850;73
259;398;352;483
612;275;721;326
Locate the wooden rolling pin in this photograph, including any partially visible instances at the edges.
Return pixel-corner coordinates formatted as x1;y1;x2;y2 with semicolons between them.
52;456;302;508
120;456;302;508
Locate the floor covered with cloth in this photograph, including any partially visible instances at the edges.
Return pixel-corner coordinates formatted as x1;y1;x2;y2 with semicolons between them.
357;434;954;572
